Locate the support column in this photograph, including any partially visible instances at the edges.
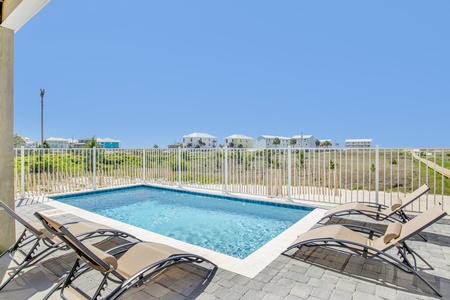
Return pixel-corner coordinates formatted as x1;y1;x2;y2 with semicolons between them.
0;26;16;251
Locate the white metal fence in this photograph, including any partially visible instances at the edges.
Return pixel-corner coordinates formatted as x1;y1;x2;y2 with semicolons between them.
14;147;450;212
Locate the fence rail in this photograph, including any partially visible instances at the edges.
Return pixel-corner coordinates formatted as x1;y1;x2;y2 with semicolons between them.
14;147;450;212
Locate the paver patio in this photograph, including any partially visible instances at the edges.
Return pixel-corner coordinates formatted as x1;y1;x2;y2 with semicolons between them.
1;201;449;299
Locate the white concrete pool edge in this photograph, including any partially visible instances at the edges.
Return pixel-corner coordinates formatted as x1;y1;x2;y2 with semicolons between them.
42;200;325;278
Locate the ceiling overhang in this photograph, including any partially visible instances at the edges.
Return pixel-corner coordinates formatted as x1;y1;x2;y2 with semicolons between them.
1;0;51;32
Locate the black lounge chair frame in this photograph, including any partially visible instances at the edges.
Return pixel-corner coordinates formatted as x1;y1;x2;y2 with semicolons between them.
284;237;441;296
319;184;430;225
283;206;447;297
35;211;217;300
321;201;417;223
0;201;141;291
338;223;434;271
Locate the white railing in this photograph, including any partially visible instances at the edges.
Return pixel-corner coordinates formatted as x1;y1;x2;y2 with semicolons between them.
14;147;450;212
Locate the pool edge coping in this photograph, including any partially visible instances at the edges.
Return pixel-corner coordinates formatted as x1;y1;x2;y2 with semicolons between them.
42;198;325;278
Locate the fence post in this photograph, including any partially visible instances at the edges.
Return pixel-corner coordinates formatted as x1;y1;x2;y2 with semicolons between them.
224;147;228;193
20;146;25;199
142;149;146;183
178;147;182;188
375;145;379;204
93;147;97;190
287;146;292;201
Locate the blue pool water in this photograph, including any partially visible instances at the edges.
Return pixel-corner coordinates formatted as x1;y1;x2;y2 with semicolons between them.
53;186;313;258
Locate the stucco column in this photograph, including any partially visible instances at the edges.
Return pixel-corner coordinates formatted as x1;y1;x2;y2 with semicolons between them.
0;26;16;251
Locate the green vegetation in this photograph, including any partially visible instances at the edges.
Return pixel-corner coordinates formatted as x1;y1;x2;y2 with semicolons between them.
424;156;450;169
273;137;280;148
84;136;99;148
328;159;335;170
414;158;450;195
15;151;143;174
14;134;27;148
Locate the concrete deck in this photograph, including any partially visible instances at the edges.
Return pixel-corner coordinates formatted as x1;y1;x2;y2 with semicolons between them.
1;200;449;299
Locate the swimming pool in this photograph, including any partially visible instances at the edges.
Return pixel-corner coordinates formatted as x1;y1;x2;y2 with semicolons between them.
53;186;314;258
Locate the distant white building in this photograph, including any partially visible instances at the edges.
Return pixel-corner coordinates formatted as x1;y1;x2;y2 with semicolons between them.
345;139;372;148
67;139;83;148
291;135;316;149
255;135;291;149
183;133;217;148
44;137;70;148
77;138;92;145
224;134;254;148
22;136;35;148
168;142;183;149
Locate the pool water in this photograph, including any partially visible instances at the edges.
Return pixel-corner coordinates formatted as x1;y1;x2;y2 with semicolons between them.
54;186;313;258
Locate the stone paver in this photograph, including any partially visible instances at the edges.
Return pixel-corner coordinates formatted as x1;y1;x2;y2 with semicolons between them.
0;201;449;300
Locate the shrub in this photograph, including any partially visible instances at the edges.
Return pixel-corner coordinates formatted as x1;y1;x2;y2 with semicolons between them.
328;159;335;170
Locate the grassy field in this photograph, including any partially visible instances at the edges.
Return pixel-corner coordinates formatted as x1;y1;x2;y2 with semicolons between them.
420;151;450;169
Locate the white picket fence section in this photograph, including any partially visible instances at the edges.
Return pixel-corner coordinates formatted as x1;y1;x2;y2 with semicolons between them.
14;147;450;212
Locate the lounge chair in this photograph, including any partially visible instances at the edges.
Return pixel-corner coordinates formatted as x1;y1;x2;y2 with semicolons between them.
283;204;447;297
320;184;430;223
34;211;217;300
0;201;140;291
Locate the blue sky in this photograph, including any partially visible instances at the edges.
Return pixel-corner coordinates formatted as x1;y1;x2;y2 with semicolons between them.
13;1;450;148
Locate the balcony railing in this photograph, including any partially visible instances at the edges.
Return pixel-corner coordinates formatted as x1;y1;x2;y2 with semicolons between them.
14;147;450;212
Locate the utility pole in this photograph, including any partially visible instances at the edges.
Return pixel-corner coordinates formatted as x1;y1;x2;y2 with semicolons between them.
40;89;45;147
300;132;303;150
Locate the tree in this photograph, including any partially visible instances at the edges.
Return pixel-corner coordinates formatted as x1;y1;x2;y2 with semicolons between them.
228;142;234;148
290;138;297;147
315;139;321;147
322;140;332;148
153;144;159;148
273;137;281;148
14;134;26;148
37;140;50;148
85;136;100;148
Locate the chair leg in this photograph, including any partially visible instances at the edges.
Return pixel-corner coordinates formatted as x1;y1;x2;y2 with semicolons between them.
0;229;29;259
381;248;441;297
403;244;434;270
43;274;66;300
92;274;110;300
16;239;41;265
43;258;82;300
412;270;442;297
